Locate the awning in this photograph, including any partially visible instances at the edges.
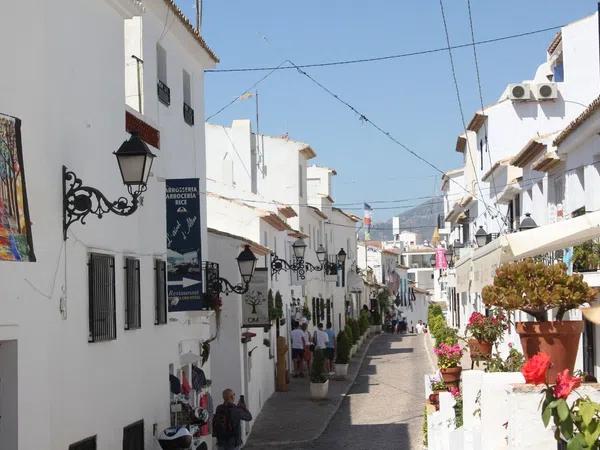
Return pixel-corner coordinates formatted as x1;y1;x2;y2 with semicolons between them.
507;211;600;259
471;211;600;291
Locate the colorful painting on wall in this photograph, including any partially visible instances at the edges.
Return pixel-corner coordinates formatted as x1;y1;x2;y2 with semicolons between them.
0;114;35;261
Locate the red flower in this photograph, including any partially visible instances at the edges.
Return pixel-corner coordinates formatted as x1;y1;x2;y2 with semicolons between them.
521;352;551;384
449;386;461;398
553;369;581;399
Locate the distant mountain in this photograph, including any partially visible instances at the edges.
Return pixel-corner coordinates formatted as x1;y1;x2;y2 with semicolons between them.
368;196;443;242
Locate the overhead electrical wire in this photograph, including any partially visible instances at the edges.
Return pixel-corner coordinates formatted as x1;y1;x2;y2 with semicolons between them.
205;25;563;73
465;0;505;230
438;0;504;227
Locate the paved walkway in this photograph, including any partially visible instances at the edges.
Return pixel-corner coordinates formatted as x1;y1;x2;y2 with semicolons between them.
244;333;432;450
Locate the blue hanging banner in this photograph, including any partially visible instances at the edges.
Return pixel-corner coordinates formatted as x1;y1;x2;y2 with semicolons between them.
166;178;206;311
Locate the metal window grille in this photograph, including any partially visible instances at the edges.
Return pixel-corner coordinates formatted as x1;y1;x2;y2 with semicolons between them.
155;259;167;325
124;258;141;330
123;420;144;450
69;435;97;450
88;253;116;343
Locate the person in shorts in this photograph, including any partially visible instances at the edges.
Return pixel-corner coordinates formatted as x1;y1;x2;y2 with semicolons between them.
290;322;306;377
325;322;336;374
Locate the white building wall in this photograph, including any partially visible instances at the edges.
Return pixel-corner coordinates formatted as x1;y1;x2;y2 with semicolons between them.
0;0;217;448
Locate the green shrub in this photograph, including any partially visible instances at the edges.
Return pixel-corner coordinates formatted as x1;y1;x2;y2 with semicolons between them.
370;310;382;325
311;349;327;383
351;319;360;344
429;315;445;337
335;329;351;364
434;325;458;346
359;312;370;335
344;325;354;345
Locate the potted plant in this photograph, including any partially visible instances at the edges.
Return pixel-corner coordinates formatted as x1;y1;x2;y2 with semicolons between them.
310;349;329;399
351;319;361;348
428;375;447;411
434;343;463;387
482;259;596;382
465;311;506;360
334;328;351;379
345;325;356;357
359;313;370;339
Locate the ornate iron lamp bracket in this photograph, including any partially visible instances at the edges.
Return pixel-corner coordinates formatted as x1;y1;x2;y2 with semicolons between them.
270;254;307;280
204;261;249;296
63;166;142;240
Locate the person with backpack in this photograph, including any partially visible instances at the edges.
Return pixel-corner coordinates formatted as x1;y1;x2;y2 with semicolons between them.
212;388;252;449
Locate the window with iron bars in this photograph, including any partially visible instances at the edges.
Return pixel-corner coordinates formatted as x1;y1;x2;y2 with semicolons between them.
124;258;141;330
155;259;167;325
69;435;96;450
88;253;116;343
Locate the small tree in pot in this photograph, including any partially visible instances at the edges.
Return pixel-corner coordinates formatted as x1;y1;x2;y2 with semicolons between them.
465;311;506;360
310;349;329;399
334;328;351;379
482;259;596;382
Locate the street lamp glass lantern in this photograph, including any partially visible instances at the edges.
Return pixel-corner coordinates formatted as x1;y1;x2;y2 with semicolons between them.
114;132;156;187
292;238;307;260
445;247;454;266
237;245;257;284
475;226;488;248
519;213;538;231
429;253;436;267
337;248;347;265
316;244;327;264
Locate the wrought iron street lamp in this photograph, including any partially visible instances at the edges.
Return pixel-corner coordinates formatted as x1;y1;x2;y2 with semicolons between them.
206;245;257;295
519;213;538;231
475;226;488;248
429;253;436;267
271;240;346;280
337;248;347;265
63;132;156;240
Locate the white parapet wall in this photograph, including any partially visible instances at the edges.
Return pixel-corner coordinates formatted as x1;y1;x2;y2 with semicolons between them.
427;392;456;450
480;372;525;450
507;383;600;450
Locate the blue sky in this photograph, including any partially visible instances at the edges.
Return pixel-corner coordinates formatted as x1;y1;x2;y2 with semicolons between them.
176;0;595;220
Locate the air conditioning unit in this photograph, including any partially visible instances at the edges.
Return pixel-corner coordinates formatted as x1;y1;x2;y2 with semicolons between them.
508;83;531;101
533;82;558;100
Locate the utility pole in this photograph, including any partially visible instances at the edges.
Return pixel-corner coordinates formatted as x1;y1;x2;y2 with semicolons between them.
196;0;202;32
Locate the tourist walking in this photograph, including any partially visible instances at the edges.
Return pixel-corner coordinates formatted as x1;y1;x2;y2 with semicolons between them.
290;322;306;377
301;323;312;372
325;322;336;374
213;388;252;450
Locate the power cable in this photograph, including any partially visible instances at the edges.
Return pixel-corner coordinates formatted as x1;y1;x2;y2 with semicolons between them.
438;0;503;227
465;0;506;231
206;60;289;120
206;25;563;73
285;59;492;210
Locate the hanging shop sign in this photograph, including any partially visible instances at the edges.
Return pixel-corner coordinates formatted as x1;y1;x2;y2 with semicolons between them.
166;178;206;311
0;114;35;261
242;267;270;328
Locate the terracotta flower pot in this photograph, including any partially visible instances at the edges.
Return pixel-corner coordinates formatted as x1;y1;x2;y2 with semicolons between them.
516;320;583;384
468;339;493;359
428;392;440;410
440;367;462;387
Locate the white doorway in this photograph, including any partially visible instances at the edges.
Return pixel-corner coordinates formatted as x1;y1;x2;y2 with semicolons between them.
0;340;17;450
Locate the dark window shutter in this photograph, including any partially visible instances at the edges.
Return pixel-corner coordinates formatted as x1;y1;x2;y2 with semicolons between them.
125;258;141;330
89;253;116;343
155;259;167;325
70;435;97;450
123;420;144;450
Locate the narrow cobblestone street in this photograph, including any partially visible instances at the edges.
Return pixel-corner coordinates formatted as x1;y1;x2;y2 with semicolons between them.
246;333;432;450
